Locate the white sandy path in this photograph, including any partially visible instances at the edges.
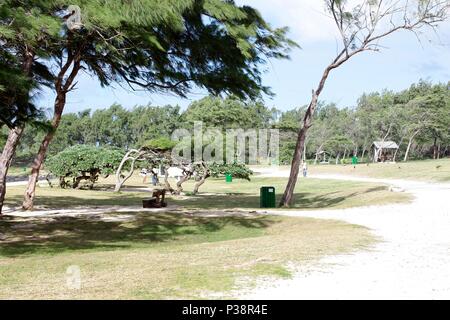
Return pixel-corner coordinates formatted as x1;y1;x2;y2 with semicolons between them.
237;168;450;299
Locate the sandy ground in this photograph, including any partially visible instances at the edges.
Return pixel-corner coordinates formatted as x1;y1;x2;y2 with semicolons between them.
237;167;450;299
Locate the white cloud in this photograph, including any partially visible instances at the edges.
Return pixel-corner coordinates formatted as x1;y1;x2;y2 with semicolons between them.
236;0;343;42
237;0;450;45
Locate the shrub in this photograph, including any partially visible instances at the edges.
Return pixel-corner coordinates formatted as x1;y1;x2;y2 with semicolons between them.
46;145;123;189
209;163;253;181
142;137;177;151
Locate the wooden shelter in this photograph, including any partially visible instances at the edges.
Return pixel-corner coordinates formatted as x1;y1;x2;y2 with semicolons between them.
372;141;399;162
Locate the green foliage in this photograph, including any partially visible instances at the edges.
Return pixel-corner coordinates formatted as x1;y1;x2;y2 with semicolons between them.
0;0;59;127
45;104;182;155
277;80;450;162
130;105;181;147
183;96;277;129
1;0;295;129
325;135;353;155
279;140;296;165
46;145;123;188
209;163;253;181
142;137;177;151
53;0;295;99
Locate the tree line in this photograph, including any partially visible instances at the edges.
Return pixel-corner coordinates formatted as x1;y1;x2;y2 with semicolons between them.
3;80;448;167
279;81;450;164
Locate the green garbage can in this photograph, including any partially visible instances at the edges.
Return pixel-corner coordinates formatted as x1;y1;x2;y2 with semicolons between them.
225;173;232;183
260;186;276;208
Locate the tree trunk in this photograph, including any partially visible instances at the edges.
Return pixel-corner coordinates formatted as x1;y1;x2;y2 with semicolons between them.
393;147;399;162
0;126;24;215
59;176;67;188
433;137;438;160
45;173;53;188
361;148;366;162
22;54;81;210
279;127;308;207
302;140;307;161
163;166;174;194
280;49;358;206
176;170;192;195
393;137;404;163
314;143;324;165
22;94;65;210
114;149;142;192
402;129;421;162
192;164;210;195
22;55;81;210
279;90;319;207
0;50;34;215
403;138;414;162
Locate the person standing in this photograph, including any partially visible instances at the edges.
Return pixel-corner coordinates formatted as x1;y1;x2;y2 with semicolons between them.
352;154;358;168
151;169;159;186
141;168;148;183
302;161;308;178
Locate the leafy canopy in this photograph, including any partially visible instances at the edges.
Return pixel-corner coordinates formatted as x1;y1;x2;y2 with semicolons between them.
0;0;57;127
1;0;296;127
142;137;178;151
209;162;253;180
46;145;123;181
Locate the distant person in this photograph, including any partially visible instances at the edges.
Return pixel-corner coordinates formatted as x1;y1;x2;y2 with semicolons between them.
151;170;159;186
302;161;308;177
140;168;148;183
352;155;358;168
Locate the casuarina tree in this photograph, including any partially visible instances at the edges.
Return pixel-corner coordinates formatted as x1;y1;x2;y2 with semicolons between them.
20;0;297;211
0;1;59;215
280;0;449;207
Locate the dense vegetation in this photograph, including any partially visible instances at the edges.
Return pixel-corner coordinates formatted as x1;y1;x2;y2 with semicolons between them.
3;80;447;166
209;163;253;181
46;145;123;189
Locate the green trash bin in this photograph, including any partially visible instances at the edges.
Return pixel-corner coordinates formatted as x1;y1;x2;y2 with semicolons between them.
225;173;232;183
260;186;276;208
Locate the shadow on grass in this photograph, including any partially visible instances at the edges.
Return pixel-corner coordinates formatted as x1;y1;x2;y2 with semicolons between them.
173;186;386;210
0;213;277;258
5;192;149;209
5;185;386;211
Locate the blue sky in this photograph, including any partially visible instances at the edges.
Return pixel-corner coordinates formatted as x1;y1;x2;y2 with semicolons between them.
37;0;450;115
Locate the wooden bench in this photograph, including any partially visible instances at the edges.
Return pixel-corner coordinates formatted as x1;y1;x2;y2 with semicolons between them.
143;189;167;208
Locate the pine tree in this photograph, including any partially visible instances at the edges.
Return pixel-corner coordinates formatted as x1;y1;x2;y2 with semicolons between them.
0;0;60;213
0;1;297;213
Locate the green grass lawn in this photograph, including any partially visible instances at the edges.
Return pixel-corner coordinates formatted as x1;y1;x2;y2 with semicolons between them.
6;166;30;177
172;177;411;210
274;158;450;182
4;175;411;210
0;212;375;299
